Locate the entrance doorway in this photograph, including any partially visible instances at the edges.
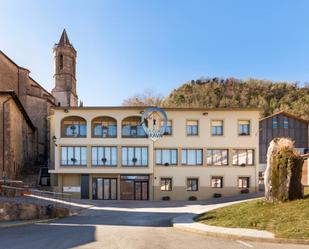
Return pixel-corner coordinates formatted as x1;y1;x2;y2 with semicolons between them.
92;178;117;200
120;175;149;200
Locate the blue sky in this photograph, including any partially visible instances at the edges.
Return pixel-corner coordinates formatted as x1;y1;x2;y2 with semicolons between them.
1;0;309;105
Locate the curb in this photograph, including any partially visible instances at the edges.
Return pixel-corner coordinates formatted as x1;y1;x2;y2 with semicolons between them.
172;216;309;245
0;218;58;228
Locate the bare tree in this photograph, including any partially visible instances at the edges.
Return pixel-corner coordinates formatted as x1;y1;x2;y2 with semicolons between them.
122;89;164;106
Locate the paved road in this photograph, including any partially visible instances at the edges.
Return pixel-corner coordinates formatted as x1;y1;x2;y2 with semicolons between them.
0;194;307;249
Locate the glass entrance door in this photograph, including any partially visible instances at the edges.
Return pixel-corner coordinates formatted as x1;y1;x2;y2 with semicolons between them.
134;181;148;200
120;175;149;200
93;178;117;200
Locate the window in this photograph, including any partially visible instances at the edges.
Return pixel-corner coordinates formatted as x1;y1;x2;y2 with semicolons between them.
122;147;148;166
272;117;277;129
186;120;198;136
92;146;117;166
92;116;117;138
187;178;198;191
155;149;177;165
283;117;288;129
181;149;203;165
207;149;228;165
62;116;87;137
160;178;172;191
211;120;223;136
232;149;254;166
211;176;223;188
61;146;87;166
238;177;250;188
238;120;250;136
162;120;172;135
59;54;63;70
122;116;147;138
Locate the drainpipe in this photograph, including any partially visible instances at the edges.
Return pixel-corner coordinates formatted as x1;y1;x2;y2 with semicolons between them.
2;97;11;178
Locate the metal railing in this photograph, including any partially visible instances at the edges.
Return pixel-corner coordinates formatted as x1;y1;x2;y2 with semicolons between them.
0;180;73;211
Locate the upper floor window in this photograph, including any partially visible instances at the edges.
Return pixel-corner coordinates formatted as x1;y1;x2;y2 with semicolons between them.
272;117;277;129
155;149;177;166
181;149;203;165
207;149;228;166
122;116;147;138
61;146;87;166
238;120;250;136
211;176;223;188
232;149;254;166
160;178;172;191
186;120;198;136
283;117;289;129
92;116;117;138
122;146;148;166
61;116;87;137
187;178;198;191
238;177;250;188
162;120;172;135
211;120;223;136
92;146;117;166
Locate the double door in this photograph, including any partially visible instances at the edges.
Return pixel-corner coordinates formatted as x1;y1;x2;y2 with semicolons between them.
93;178;117;200
134;181;148;200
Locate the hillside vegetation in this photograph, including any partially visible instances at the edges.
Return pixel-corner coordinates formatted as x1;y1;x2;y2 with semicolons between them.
162;78;309;119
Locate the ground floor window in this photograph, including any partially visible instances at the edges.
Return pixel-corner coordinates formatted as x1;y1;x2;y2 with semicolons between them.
187;178;198;191
238;177;250;188
211;176;223;188
160;178;172;191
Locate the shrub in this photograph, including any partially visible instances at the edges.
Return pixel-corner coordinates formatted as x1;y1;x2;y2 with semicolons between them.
188;196;197;201
213;193;222;198
162;196;170;201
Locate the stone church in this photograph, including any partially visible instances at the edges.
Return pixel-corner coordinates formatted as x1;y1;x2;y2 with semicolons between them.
0;29;78;180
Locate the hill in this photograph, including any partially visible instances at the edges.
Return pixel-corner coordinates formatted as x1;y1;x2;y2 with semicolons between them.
162;77;309;119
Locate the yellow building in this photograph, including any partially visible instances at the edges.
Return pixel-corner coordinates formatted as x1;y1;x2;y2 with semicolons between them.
49;106;260;201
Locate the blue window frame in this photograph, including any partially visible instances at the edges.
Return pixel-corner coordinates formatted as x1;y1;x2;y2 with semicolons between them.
283;117;288;129
272;117;277;129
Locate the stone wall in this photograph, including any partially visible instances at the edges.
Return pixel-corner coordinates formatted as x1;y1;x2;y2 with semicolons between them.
0;51;55;179
0;95;36;179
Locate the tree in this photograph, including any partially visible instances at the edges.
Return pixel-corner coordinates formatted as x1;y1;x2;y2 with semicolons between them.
122;90;164;106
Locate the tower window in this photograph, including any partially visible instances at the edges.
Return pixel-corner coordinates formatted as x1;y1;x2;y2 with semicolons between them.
59;54;63;70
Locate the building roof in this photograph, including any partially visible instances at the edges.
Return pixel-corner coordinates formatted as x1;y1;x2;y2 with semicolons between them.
259;111;309;124
52;106;261;112
0;91;36;131
58;29;71;45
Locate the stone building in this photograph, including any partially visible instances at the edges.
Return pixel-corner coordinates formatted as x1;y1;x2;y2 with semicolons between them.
0;29;78;180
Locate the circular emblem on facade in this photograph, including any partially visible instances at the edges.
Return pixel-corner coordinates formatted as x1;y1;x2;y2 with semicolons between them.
141;107;168;141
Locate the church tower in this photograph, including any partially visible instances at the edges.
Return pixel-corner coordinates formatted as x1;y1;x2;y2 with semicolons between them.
52;29;78;106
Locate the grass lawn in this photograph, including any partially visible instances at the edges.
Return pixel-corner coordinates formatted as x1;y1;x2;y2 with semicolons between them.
196;194;309;239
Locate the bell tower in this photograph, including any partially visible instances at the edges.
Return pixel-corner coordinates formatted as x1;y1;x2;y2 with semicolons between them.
52;29;78;106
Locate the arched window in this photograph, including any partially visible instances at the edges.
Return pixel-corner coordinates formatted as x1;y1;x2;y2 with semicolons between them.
59;54;63;70
122;116;147;138
92;116;117;138
61;116;87;137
